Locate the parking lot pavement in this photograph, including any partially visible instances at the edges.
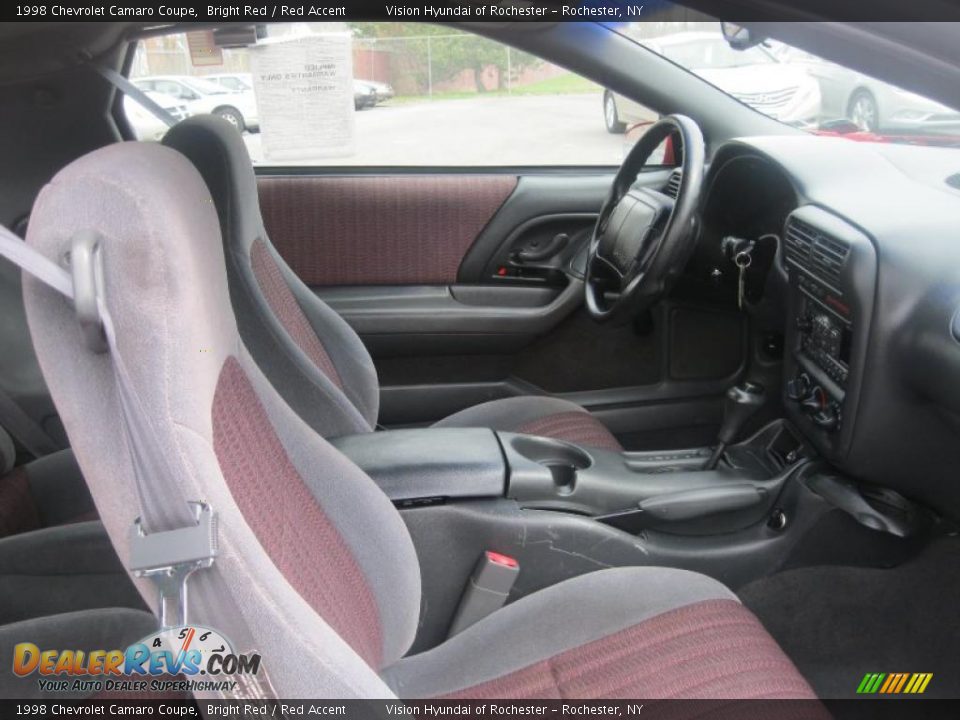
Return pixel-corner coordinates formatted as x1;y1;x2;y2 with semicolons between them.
244;92;636;166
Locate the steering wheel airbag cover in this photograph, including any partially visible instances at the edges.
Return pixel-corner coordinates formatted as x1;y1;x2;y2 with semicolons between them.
585;114;705;322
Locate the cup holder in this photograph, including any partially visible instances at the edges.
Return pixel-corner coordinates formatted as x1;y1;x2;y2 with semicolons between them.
509;435;592;496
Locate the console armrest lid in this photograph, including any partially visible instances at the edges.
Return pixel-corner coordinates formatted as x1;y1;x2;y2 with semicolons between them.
332;428;506;502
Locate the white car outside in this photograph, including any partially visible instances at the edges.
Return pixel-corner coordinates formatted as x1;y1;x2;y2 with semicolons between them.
650;33;820;126
770;45;960;134
205;73;254;94
123;91;189;141
133;75;259;132
605;32;821;132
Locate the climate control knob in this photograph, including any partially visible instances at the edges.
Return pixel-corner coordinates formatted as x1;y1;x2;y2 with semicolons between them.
800;385;827;415
786;373;811;402
812;402;841;432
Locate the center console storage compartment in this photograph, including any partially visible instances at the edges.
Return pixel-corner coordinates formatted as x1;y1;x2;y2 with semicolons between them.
332;427;506;503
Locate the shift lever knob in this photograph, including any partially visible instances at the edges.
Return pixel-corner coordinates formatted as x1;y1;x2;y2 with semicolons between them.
704;382;765;470
718;382;765;445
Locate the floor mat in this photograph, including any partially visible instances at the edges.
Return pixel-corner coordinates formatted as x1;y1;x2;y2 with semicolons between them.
738;537;960;699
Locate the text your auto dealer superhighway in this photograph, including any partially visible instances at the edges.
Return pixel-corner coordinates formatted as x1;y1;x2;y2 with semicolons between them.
47;5;199;17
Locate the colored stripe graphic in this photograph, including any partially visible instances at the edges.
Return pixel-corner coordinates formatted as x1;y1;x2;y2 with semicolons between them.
857;672;933;694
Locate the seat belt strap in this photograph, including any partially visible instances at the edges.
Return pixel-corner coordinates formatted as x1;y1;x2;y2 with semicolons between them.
1;225;277;699
92;64;178;129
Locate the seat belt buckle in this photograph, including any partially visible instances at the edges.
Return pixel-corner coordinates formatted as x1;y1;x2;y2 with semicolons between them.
129;501;218;630
447;551;519;638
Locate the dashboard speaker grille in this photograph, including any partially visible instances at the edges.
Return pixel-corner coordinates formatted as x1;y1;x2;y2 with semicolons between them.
784;216;850;285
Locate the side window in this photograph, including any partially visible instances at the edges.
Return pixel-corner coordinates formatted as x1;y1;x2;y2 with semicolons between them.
126;23;662;167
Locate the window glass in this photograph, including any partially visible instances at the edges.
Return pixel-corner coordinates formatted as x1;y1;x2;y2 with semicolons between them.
659;39;776;70
126;23;662;166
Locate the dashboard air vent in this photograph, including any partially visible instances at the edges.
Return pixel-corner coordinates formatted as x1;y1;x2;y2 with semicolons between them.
784;216;850;286
664;170;682;199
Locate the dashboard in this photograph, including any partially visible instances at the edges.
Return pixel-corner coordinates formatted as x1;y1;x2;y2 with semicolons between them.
700;136;960;517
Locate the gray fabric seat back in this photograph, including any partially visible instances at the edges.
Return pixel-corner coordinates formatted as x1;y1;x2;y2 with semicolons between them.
162;117;379;439
22;142;421;697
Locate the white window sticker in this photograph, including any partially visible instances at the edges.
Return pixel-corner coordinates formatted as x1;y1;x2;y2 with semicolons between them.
250;33;355;162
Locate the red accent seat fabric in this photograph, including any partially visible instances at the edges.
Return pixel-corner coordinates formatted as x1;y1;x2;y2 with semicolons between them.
0;467;40;537
212;357;383;667
435;396;624;452
515;411;623;452
0;450;97;538
439;600;817;700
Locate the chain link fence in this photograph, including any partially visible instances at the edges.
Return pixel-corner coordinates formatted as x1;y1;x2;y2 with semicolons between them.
132;28;585;99
352;34;552;98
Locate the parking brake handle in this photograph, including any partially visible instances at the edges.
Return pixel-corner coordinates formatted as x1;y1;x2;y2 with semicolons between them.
636;484;765;522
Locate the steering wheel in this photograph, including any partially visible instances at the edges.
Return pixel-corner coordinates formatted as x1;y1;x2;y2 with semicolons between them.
585;114;705;322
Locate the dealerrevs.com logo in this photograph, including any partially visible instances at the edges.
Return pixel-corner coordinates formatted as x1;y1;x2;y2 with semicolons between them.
12;625;261;694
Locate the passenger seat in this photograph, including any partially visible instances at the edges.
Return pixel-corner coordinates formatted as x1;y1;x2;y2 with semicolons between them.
161;117;623;452
0;429;95;537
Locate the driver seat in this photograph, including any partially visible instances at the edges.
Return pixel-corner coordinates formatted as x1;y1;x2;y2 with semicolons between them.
160;117;622;451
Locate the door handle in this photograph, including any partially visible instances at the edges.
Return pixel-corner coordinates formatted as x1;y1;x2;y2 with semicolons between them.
515;233;569;264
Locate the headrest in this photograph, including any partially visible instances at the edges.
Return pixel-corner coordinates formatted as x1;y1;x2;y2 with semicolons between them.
162;116;264;253
25;141;239;441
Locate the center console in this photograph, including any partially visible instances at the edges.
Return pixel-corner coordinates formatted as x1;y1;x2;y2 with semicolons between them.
332;399;920;653
781;205;877;462
332;420;827;650
332;423;807;535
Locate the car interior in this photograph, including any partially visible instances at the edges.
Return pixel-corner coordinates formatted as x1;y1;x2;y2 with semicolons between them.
0;12;959;706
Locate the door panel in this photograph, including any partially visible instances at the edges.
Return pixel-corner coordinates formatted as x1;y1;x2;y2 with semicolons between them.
255;169;746;447
457;174;618;282
258;174;517;286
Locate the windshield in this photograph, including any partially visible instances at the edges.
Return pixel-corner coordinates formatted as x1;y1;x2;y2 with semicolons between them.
657;38;776;70
621;22;960;146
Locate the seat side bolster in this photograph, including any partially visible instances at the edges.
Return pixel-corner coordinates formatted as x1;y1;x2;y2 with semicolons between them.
383;566;735;697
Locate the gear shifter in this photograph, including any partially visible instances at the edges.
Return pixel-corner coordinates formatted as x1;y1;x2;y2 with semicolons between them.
703;382;765;470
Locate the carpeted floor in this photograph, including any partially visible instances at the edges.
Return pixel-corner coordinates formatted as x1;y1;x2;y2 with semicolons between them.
739;536;960;699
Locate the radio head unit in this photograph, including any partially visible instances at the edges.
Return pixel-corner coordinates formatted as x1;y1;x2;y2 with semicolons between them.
797;274;852;388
